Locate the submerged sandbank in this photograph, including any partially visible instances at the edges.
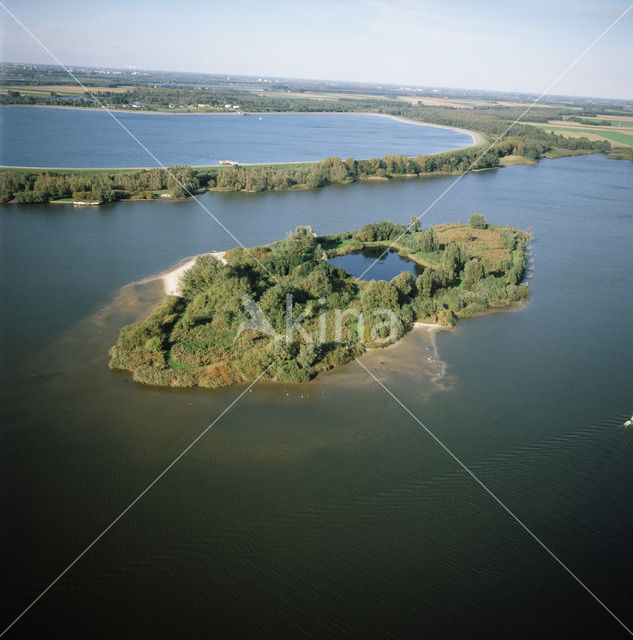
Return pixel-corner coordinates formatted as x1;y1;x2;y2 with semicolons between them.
319;320;451;395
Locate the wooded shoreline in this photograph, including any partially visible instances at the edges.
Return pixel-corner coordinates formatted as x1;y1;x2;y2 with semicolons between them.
0;102;616;204
109;217;530;388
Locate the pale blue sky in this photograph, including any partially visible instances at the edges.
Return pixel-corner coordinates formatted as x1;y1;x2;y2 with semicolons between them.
1;0;632;99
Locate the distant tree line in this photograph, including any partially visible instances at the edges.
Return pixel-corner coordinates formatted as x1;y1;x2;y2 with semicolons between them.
1;86;400;114
568;117;611;126
402;106;612;159
0;165;200;203
1;148;501;203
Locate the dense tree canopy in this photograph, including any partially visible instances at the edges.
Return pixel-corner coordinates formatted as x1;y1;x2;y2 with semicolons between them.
110;220;530;388
469;213;487;229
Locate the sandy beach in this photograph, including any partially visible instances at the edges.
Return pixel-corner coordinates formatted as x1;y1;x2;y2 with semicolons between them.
378;113;485;146
153;251;227;296
413;321;447;331
321;318;451;393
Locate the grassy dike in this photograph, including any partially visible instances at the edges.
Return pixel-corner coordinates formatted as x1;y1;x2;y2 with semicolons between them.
2;136;619;205
0;140;502;204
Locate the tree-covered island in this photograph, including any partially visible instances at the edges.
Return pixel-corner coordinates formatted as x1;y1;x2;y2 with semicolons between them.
109;215;530;388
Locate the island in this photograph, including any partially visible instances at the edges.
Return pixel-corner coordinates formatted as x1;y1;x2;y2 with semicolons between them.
109;214;530;388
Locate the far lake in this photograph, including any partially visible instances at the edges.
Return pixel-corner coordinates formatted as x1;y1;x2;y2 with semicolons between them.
0;107;474;168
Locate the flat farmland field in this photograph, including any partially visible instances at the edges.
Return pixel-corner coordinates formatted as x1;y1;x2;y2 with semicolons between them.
524;121;633;148
0;85;135;96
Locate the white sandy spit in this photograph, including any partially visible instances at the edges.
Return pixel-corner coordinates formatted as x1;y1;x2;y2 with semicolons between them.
159;252;227;296
377;113;485;147
413;322;447;331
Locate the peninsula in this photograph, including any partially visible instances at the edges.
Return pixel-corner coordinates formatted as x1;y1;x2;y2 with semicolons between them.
109;215;530;388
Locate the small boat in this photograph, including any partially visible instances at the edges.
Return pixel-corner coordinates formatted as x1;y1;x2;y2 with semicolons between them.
258;116;262;120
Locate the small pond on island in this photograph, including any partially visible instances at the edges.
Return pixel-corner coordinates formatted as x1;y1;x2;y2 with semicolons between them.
329;246;425;281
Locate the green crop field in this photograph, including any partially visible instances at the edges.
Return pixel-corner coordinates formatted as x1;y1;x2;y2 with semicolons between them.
533;124;633;147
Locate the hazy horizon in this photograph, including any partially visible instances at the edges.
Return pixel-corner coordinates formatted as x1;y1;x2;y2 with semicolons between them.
1;0;632;101
3;58;632;104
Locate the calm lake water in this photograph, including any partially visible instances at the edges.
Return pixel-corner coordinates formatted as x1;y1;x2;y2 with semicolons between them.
330;247;425;281
0;107;473;168
1;155;632;637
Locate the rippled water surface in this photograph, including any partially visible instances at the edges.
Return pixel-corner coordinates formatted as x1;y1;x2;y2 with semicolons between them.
0;107;473;167
1;155;632;637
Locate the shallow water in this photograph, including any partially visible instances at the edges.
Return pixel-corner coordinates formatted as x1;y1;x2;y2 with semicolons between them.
0;108;473;168
1;154;632;637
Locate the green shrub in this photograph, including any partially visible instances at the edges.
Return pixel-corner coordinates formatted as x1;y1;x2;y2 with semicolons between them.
361;280;399;310
469;213;487;229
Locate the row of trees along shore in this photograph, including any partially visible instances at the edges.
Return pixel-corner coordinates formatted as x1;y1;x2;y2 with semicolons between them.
0;125;611;203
